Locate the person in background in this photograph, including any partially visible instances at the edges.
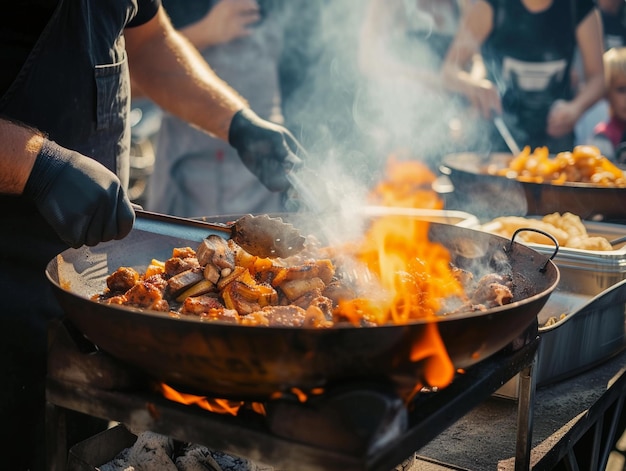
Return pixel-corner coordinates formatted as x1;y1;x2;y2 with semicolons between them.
0;2;305;469
441;0;605;154
598;0;626;50
590;47;626;162
147;0;291;217
574;0;626;145
357;0;474;168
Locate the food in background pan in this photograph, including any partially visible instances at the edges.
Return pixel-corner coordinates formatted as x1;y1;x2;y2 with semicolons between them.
489;145;626;187
481;212;613;251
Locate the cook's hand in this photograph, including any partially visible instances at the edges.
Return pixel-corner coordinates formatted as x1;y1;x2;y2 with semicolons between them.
197;0;260;46
22;139;135;248
547;99;579;138
466;78;502;120
228;108;304;192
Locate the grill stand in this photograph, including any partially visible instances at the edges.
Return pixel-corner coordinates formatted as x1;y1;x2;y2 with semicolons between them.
45;319;539;471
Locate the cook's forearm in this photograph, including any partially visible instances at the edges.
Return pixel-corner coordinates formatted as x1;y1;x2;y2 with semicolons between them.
0;118;43;194
442;66;476;98
126;10;247;141
178;20;220;50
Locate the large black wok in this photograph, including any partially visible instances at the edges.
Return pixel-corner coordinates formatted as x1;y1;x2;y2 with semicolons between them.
441;152;626;221
46;218;559;400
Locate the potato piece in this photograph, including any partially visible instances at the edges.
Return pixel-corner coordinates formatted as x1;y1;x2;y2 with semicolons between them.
196;235;235;270
145;259;165;278
216;266;246;291
175;279;216;303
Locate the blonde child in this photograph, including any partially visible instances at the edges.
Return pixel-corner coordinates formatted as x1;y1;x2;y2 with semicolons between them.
591;47;626;163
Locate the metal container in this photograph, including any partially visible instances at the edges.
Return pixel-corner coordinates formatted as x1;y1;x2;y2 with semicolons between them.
532;223;626;295
493;220;626;398
67;424;137;471
440;152;626;221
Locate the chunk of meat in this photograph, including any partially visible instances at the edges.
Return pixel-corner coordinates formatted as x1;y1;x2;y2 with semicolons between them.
469;273;513;308
164;257;200;277
167;268;205;296
282;259;335;284
125;281;169;311
280;277;326;301
291;288;324;309
106;267;139;293
180;302;240;323
308;295;334;320
322;280;356;305
196;235;235;270
181;295;225;315
244;305;306;327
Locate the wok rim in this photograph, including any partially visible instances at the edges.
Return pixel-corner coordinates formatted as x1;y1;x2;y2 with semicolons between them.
45;259;560;330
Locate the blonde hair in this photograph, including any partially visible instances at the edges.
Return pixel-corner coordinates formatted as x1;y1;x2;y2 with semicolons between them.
603;47;626;87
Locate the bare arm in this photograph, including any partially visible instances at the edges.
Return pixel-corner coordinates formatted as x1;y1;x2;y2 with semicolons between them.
124;7;247;141
547;8;605;137
0;118;44;194
177;0;260;50
441;0;501;117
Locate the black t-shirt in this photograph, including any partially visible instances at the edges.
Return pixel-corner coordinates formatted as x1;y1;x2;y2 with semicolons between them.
601;7;626;50
162;0;212;28
0;0;160;96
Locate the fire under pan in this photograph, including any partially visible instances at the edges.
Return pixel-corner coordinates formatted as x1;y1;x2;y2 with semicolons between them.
46;320;540;471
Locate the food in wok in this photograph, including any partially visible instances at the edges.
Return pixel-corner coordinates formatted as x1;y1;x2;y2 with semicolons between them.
481;212;614;251
94;217;519;329
441;148;626;220
489;145;626;187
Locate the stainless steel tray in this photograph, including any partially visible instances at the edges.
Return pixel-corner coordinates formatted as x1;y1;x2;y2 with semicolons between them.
479;219;626;295
495;279;626;398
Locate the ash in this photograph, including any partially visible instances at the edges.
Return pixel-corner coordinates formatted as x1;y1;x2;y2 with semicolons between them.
99;431;275;471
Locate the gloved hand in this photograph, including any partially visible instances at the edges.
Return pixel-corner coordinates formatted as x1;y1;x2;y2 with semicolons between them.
22;139;135;248
228;108;304;192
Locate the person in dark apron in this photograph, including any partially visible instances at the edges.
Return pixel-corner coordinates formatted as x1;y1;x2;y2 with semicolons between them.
440;0;605;154
0;2;305;469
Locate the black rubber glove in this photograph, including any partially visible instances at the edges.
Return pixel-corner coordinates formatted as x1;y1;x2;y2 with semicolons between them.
228;108;304;192
23;139;135;248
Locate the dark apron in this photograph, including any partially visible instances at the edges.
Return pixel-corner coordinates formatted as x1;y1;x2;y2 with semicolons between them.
0;0;133;468
0;0;131;344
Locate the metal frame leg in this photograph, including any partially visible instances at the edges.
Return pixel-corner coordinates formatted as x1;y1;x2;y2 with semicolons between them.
515;350;537;470
46;401;68;471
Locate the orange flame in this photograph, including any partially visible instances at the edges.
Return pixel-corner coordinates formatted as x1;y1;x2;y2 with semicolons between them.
159;383;265;416
336;154;464;389
368;154;444;209
162;156;466;401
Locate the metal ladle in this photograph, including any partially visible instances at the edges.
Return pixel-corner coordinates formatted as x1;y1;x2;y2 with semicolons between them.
493;116;522;156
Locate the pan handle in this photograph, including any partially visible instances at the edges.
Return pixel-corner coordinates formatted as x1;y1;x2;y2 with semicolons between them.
508;228;559;272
